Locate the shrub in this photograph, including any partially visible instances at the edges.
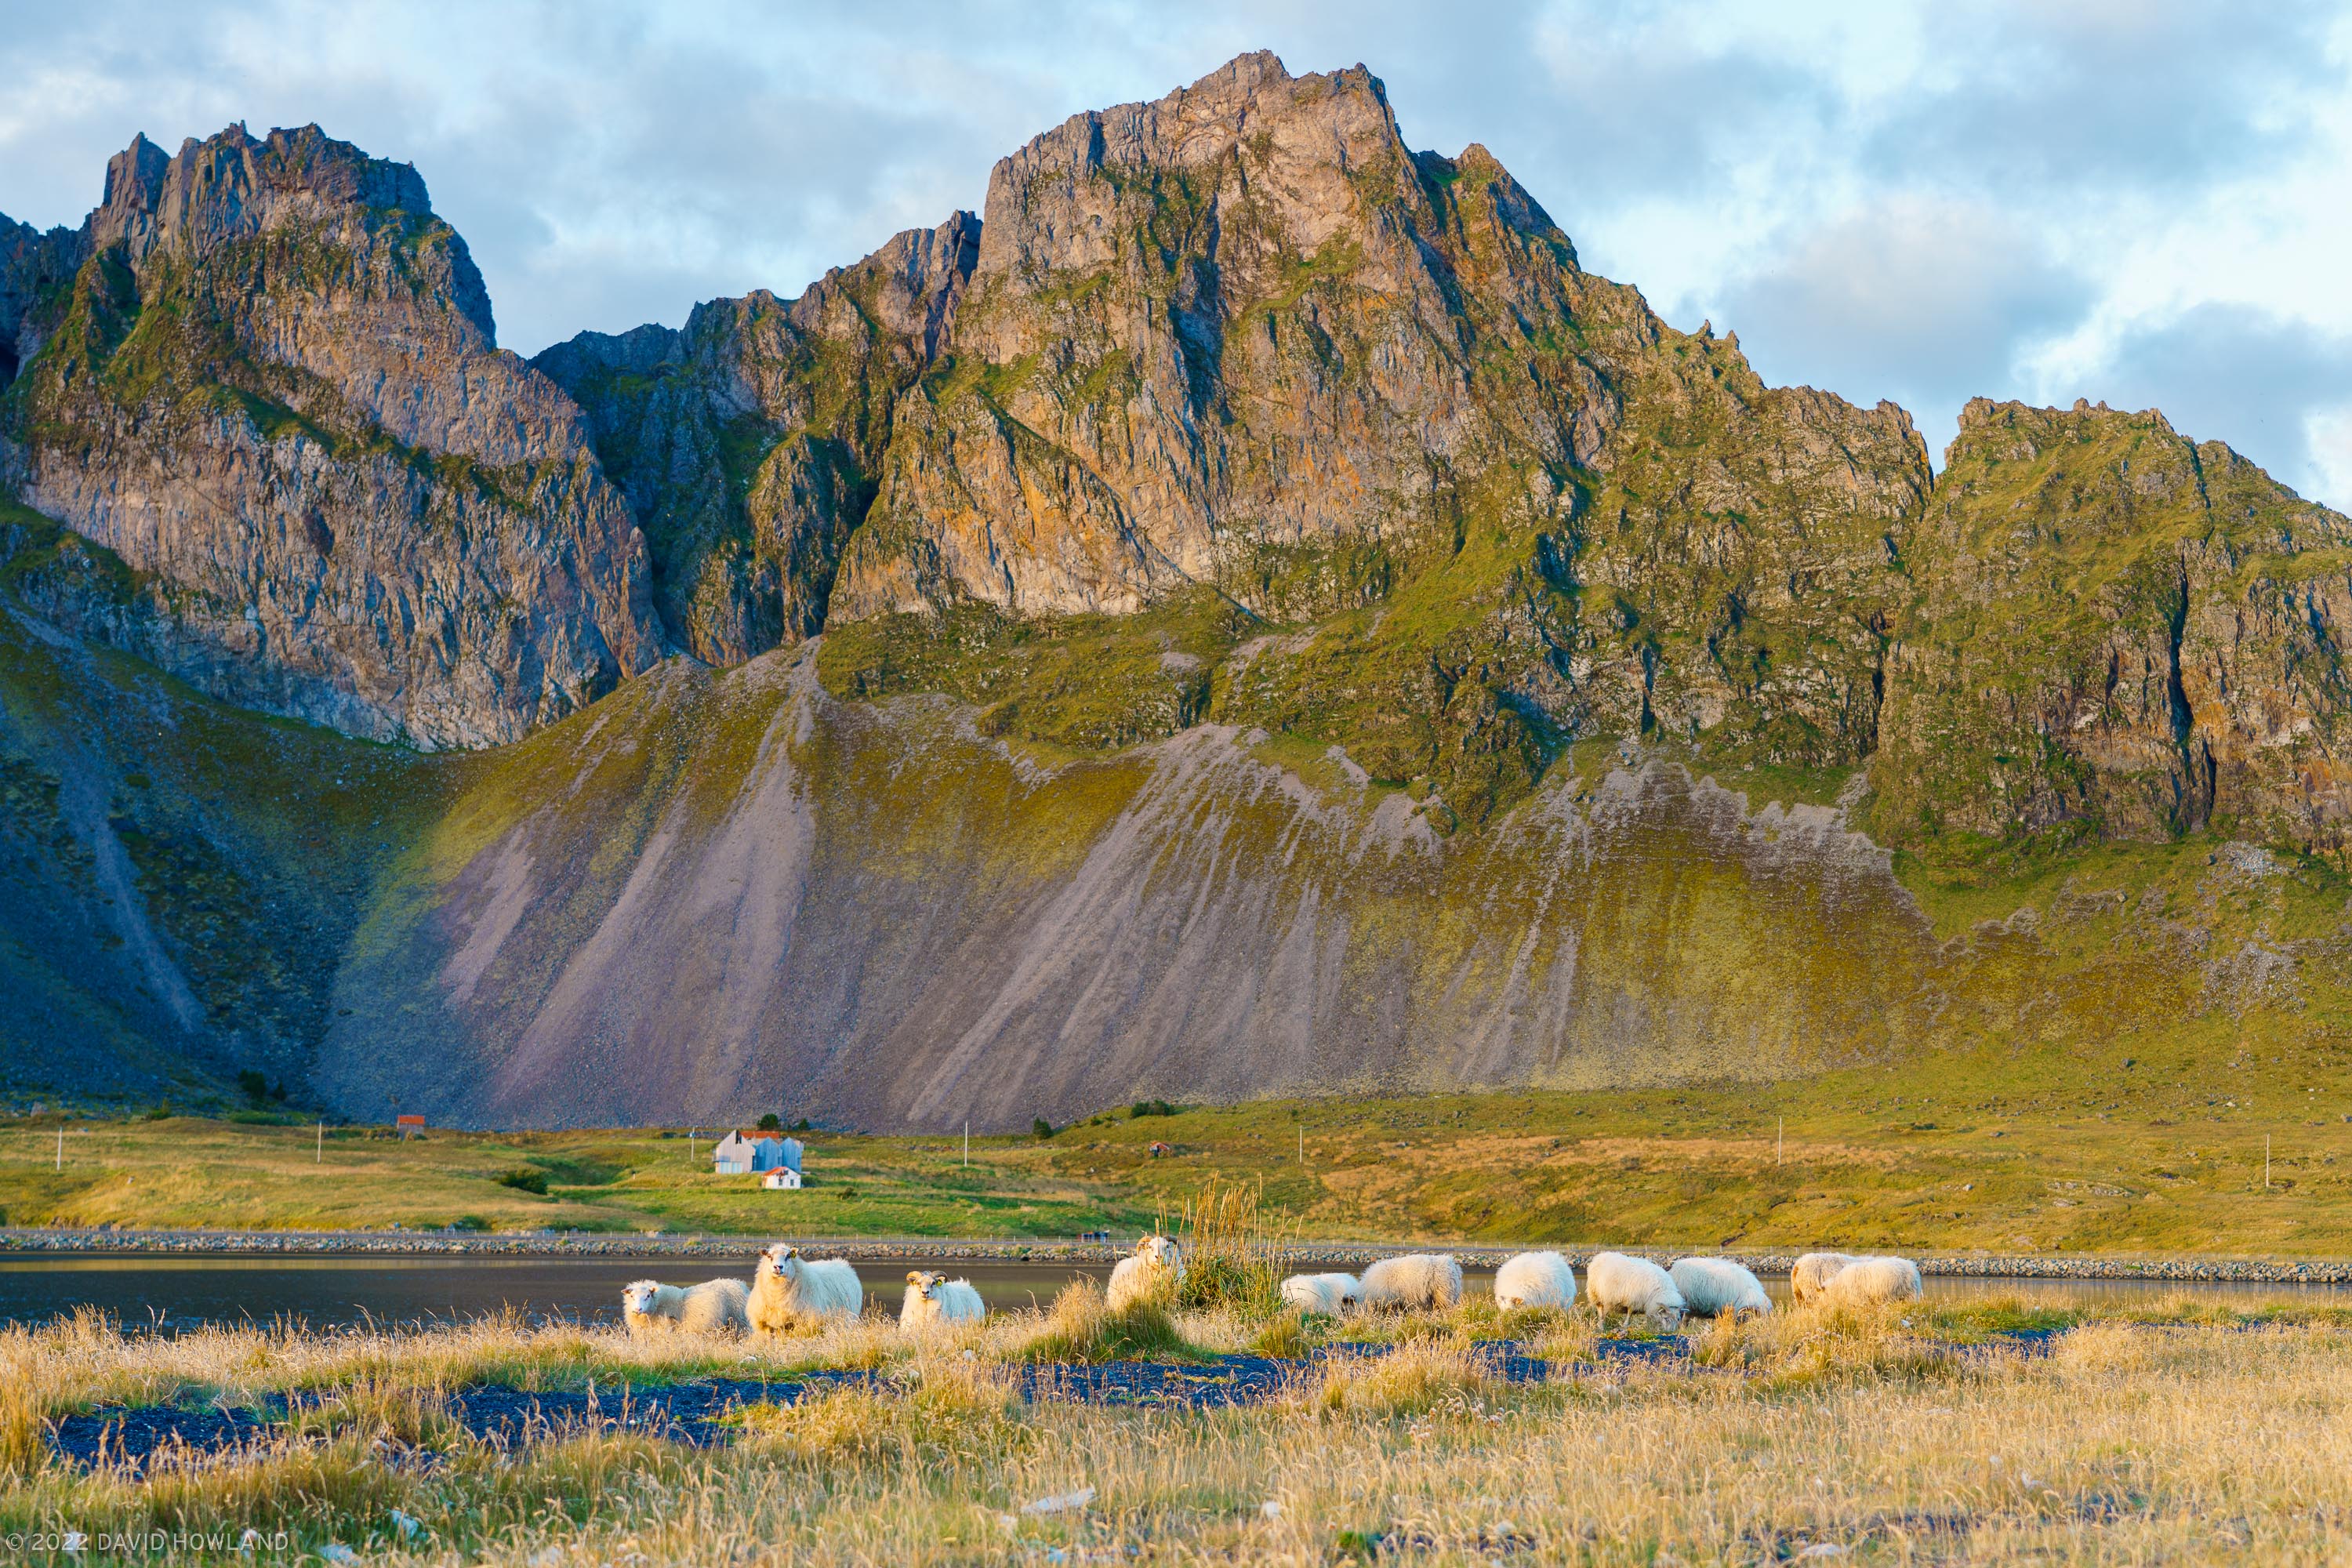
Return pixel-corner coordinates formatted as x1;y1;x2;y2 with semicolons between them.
1033;1117;1056;1140
236;1069;268;1103
757;1113;782;1131
1130;1099;1175;1118
495;1167;548;1196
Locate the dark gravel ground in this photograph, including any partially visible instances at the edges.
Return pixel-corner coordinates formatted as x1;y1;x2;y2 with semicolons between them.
43;1330;2064;1473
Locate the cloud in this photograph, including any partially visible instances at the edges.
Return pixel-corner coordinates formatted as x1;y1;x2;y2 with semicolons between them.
2050;304;2352;506
1719;197;2095;418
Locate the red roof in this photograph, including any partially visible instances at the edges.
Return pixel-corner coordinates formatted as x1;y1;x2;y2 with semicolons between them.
395;1115;426;1127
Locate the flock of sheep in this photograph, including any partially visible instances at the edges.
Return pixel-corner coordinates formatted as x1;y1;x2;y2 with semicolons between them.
1280;1247;1919;1329
619;1239;1923;1339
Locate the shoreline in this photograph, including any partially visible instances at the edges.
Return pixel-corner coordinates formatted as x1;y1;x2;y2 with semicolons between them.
5;1228;2350;1284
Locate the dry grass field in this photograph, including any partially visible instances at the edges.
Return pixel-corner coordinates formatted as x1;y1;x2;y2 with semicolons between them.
4;1285;2350;1565
5;1043;2350;1258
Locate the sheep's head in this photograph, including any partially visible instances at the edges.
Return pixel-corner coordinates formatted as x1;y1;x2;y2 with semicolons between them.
907;1271;945;1300
621;1280;660;1315
1134;1235;1180;1269
758;1243;800;1279
1340;1281;1363;1308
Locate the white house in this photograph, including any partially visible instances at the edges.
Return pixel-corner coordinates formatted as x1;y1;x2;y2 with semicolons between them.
761;1167;803;1190
713;1131;803;1176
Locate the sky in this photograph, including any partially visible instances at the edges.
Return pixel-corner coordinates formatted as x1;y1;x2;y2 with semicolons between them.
5;1;2349;506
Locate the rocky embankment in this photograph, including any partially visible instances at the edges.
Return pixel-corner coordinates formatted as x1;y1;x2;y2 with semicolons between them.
6;1228;2348;1284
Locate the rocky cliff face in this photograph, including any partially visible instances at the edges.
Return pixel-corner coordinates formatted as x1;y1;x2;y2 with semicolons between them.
532;216;976;664
0;125;663;748
1878;398;2352;855
550;54;1930;823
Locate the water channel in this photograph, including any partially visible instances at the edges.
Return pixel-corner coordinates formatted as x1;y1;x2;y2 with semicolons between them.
2;1254;2343;1333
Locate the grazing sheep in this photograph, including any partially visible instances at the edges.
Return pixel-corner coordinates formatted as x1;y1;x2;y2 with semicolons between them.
1668;1257;1771;1319
1790;1251;1861;1305
1358;1253;1465;1312
1820;1254;1923;1307
1106;1235;1185;1311
1279;1272;1362;1316
899;1271;985;1330
1493;1250;1577;1312
1585;1252;1686;1330
621;1279;684;1338
749;1243;863;1333
619;1277;750;1337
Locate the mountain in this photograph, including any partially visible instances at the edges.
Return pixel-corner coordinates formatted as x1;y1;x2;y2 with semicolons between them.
0;125;663;750
2;56;2349;1126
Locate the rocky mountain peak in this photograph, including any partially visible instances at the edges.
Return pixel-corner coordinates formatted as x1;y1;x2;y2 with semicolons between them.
2;123;662;749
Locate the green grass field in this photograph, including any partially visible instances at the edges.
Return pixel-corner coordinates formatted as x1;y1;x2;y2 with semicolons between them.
5;1025;2349;1257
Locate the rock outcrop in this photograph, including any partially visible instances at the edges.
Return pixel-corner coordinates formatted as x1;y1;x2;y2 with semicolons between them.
1878;398;2352;854
534;215;977;664
0;125;663;748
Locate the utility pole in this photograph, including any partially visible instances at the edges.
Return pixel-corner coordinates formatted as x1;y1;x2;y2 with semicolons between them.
2265;1136;2272;1191
1777;1118;1784;1167
56;1125;64;1171
316;1121;323;1164
1299;1125;1305;1166
963;1120;970;1168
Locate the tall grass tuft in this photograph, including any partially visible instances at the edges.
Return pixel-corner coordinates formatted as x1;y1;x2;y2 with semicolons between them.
1171;1171;1290;1313
0;1377;45;1479
1021;1277;1198;1364
1311;1341;1496;1417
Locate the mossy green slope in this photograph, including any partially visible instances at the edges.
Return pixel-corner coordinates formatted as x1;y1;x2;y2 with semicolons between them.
313;624;2352;1134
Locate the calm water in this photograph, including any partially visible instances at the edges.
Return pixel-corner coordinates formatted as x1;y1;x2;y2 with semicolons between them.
0;1255;2341;1332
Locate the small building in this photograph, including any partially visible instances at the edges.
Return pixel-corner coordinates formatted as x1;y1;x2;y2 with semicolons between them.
1147;1141;1173;1158
713;1131;803;1176
761;1167;803;1190
396;1115;426;1139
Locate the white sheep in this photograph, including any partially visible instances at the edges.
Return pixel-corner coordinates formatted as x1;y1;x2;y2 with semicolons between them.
1790;1251;1860;1305
1105;1235;1185;1311
1584;1252;1686;1330
749;1243;863;1333
1358;1253;1465;1312
1492;1250;1577;1311
619;1277;750;1337
1278;1272;1362;1316
1668;1257;1772;1319
1820;1254;1923;1307
898;1270;985;1330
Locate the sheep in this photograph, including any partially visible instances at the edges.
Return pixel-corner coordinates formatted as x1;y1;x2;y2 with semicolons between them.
1584;1252;1686;1330
1492;1250;1577;1312
1278;1272;1362;1316
619;1277;750;1337
749;1243;862;1333
1105;1235;1185;1311
1790;1251;1861;1305
1820;1254;1923;1307
1358;1253;1464;1312
1668;1257;1772;1319
899;1270;985;1330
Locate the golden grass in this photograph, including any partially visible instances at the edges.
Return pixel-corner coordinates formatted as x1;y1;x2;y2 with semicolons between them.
5;1300;2352;1563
